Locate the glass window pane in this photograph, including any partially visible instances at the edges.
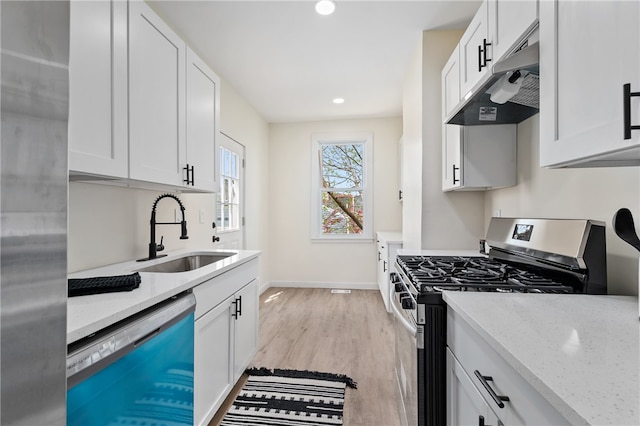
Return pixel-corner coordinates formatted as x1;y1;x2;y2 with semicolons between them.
216;203;223;228
224;149;230;176
321;190;363;234
223;205;230;229
230;179;239;204
321;143;364;189
231;153;238;178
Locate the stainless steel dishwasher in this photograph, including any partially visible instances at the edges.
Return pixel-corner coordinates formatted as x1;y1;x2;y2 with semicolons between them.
67;293;196;425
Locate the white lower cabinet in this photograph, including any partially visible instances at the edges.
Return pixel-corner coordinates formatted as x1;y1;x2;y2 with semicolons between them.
447;349;501;426
194;295;234;426
193;259;259;426
376;232;402;313
447;309;569;425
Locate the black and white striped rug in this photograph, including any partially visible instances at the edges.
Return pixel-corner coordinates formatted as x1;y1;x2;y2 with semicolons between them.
220;368;357;426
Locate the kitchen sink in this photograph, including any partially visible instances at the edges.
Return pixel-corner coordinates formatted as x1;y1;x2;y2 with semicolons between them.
137;253;235;273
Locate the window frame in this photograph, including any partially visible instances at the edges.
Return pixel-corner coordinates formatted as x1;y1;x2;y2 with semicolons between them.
217;145;241;233
310;132;373;242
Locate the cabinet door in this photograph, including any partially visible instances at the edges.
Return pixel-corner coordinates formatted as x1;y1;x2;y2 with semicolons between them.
459;1;491;99
69;0;127;178
442;125;462;191
128;0;186;186
442;45;461;120
489;0;538;62
233;279;259;382
539;0;640;167
186;48;220;192
447;349;501;426
194;296;234;426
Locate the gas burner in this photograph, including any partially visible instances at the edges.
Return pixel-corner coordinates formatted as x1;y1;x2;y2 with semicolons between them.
396;255;575;294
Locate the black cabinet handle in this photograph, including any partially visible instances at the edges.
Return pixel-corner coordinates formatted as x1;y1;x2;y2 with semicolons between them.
378;251;381;261
478;38;492;72
383;260;387;273
398;189;403;201
623;83;640;139
474;370;510;408
183;164;195;185
452;164;460;184
231;298;238;318
479;415;485;426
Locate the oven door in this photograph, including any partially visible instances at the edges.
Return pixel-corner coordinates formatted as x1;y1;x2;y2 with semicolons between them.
392;285;418;426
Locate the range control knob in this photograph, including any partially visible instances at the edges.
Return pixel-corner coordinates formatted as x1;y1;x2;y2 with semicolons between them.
401;295;415;310
390;272;400;283
394;282;404;292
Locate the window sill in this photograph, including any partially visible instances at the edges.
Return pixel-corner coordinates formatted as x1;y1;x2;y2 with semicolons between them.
311;237;374;244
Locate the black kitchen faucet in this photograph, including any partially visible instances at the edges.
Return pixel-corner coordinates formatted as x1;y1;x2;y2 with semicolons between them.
137;193;188;261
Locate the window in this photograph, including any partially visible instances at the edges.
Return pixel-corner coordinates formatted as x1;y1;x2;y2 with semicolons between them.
217;146;240;232
311;132;373;241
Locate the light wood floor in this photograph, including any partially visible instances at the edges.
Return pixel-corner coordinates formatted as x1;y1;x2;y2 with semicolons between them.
210;287;401;426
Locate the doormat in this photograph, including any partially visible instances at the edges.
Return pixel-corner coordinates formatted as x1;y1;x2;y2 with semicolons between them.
220;368;357;426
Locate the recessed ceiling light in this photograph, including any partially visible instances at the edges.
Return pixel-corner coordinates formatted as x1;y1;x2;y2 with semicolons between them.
333;97;345;104
315;0;336;16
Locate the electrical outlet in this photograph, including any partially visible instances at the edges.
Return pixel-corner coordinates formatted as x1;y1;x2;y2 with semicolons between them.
493;209;502;218
199;209;205;224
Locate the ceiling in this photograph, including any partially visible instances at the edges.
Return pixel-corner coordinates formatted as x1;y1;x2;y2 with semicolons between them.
148;0;481;123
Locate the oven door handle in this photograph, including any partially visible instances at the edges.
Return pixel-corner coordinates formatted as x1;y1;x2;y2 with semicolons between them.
391;300;417;337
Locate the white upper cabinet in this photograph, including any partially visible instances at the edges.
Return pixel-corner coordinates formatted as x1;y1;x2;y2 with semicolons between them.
488;0;538;62
69;0;128;178
70;0;220;192
442;124;516;192
186;48;220;192
539;0;640;167
459;0;491;99
128;0;186;187
442;45;461;119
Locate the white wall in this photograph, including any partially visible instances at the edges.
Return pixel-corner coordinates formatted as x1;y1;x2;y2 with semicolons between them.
268;117;402;288
485;115;640;296
402;29;485;251
68;78;270;281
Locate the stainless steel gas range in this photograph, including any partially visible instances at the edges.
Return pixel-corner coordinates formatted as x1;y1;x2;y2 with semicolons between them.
391;217;607;426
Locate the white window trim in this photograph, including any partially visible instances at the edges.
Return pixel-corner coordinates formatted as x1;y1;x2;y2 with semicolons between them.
311;132;373;242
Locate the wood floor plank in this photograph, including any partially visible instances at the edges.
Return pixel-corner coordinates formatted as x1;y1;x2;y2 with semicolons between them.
209;287;401;426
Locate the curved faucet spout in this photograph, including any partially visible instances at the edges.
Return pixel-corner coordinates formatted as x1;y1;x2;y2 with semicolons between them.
137;193;189;262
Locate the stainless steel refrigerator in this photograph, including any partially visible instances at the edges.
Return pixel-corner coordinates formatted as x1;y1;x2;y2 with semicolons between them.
1;1;68;423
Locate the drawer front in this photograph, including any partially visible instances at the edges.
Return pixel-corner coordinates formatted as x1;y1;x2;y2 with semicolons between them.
192;259;259;319
447;309;570;426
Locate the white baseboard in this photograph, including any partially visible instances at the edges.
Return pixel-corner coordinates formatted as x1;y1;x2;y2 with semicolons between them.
266;281;377;291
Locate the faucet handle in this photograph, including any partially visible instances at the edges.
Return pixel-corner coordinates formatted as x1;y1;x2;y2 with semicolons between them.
157;236;165;252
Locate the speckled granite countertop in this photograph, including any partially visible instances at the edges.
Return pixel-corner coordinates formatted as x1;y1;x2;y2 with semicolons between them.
443;292;639;425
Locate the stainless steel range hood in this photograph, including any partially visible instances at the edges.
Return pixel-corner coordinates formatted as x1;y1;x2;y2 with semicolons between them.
446;40;539;126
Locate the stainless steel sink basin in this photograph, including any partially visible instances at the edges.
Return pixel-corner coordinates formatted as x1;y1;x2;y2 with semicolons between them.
137;253;235;273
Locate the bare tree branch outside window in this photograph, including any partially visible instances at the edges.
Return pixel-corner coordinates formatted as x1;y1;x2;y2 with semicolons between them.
319;143;364;234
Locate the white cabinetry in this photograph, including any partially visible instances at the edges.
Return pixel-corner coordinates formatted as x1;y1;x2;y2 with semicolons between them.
128;0;186;187
69;0;127;178
193;259;259;426
69;0;220;192
444;0;538;123
442;124;516;191
539;0;640;167
186;49;220;192
376;232;402;313
446;349;500;426
447;308;570;425
442;46;460;119
489;0;538;63
459;0;490;99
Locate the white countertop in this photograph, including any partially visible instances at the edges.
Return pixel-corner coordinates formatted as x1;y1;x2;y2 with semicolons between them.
67;248;261;344
443;292;639;426
376;231;403;244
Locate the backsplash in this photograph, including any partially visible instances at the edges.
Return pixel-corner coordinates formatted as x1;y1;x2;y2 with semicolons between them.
485;115;640;296
68;182;217;272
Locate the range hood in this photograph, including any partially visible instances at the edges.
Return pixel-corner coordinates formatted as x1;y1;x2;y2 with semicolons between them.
446;40;539;126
